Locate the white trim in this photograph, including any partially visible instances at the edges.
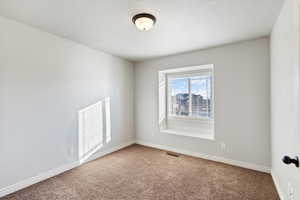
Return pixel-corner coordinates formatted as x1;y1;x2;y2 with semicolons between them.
0;140;273;198
136;140;270;173
168;72;212;79
271;170;286;200
159;64;215;139
0;140;135;198
160;129;215;140
159;64;214;74
81;140;135;164
168;115;212;121
0;162;78;198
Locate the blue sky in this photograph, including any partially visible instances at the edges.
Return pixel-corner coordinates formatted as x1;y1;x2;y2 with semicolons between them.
169;77;211;99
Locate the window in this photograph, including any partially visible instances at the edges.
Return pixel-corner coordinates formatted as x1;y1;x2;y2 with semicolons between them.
158;65;214;140
168;74;213;119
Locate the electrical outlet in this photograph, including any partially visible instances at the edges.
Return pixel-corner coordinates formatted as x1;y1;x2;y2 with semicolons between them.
288;182;294;200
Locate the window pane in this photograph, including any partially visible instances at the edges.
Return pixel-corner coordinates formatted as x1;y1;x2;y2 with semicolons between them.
191;76;213;118
168;77;189;116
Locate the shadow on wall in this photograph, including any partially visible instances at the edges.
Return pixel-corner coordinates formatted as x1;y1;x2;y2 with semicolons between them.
78;97;111;164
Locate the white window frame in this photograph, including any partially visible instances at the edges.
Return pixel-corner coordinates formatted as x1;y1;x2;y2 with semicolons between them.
167;72;214;121
158;64;215;140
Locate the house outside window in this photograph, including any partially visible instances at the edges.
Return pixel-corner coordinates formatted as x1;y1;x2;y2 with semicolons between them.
158;65;214;140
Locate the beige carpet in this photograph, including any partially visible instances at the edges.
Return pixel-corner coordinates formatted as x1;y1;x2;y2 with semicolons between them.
1;144;279;200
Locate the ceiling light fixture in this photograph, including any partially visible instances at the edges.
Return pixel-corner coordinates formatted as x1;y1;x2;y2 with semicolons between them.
132;13;156;31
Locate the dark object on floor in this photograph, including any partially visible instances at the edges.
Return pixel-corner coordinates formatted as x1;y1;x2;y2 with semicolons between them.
166;151;180;157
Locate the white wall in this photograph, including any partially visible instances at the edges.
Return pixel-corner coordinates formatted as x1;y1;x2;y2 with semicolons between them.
134;37;271;169
270;0;300;199
0;16;135;189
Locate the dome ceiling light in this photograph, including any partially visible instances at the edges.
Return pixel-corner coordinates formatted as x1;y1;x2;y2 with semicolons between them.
132;13;156;31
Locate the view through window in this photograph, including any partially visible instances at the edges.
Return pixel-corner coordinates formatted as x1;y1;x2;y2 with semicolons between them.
158;65;214;139
168;73;213;119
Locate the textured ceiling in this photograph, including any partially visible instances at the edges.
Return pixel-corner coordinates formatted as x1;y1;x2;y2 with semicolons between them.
0;0;283;61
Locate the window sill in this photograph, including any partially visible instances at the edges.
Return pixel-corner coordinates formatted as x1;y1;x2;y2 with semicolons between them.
168;115;213;121
160;129;215;141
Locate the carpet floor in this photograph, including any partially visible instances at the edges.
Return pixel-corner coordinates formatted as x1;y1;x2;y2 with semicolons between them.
1;144;279;200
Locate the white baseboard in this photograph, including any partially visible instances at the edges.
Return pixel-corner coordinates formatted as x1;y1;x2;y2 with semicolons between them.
0;162;78;198
271;171;286;200
83;140;135;164
136;140;270;173
0;140;271;198
0;140;135;198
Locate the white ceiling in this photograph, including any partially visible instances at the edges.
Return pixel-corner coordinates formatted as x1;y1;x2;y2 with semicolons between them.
0;0;283;61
